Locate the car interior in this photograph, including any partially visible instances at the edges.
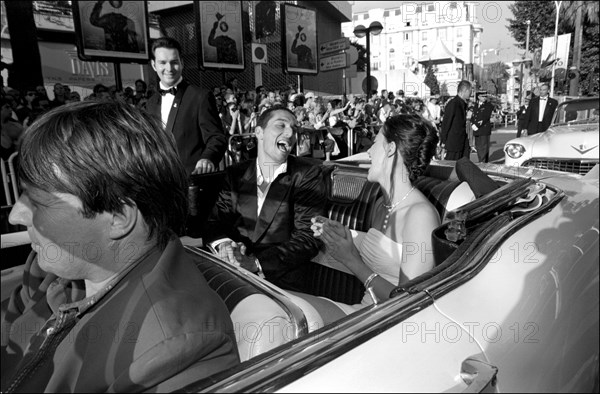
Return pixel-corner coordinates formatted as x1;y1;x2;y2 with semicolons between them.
179;157;559;363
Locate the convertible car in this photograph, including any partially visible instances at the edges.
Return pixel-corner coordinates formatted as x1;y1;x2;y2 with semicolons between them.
2;156;599;392
504;97;599;175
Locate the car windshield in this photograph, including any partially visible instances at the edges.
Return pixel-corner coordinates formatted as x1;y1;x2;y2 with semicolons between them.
553;99;600;125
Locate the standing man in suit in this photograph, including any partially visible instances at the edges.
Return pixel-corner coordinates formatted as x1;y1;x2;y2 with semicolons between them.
147;37;227;175
205;107;327;293
522;83;558;136
470;91;494;163
440;80;472;160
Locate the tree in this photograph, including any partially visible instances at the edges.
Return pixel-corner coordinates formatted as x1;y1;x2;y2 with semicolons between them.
508;0;599;95
561;1;599;95
423;61;440;95
440;82;449;97
350;40;367;72
485;61;509;94
4;1;44;91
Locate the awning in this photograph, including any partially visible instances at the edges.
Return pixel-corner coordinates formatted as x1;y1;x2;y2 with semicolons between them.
419;38;464;65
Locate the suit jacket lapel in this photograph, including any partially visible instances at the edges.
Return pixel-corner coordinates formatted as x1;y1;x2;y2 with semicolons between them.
165;81;188;136
543;99;554;121
253;159;293;242
237;161;259;239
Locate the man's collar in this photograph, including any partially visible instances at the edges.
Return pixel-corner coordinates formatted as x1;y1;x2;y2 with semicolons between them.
256;159;287;186
159;77;183;91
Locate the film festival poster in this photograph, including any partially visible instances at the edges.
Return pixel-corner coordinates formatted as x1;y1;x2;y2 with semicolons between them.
72;0;150;62
281;3;318;75
254;0;277;40
195;1;245;71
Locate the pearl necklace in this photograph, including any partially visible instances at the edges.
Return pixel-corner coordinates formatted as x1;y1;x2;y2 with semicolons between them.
382;185;416;231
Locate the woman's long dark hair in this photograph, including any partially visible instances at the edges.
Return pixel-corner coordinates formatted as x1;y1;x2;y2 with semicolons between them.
382;114;439;201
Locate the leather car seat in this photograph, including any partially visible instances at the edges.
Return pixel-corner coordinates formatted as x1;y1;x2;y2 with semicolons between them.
194;256;293;362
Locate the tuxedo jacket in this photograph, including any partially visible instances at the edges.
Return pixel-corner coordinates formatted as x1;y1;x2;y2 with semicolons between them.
206;156;327;292
440;95;468;152
147;80;227;174
471;101;494;137
523;96;558;135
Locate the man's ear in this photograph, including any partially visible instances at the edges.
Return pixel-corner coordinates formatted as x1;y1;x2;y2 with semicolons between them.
387;141;397;157
109;203;138;240
151;59;157;73
255;126;264;140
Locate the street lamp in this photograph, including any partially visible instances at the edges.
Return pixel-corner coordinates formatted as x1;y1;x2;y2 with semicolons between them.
354;21;383;100
550;1;563;97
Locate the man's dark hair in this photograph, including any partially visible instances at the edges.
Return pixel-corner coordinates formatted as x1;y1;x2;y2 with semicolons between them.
18;101;188;248
135;79;147;90
151;36;182;59
457;80;472;94
93;84;108;94
256;105;295;130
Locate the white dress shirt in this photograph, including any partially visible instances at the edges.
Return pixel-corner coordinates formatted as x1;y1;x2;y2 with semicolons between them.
538;96;548;122
256;160;287;216
159;77;183;127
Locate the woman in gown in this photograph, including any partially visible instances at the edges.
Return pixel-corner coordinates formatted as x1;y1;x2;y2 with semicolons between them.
311;114;440;313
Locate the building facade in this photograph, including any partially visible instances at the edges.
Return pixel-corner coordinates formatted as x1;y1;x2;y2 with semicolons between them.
341;1;483;95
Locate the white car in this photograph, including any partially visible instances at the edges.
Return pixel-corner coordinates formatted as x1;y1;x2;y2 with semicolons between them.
504;97;599;175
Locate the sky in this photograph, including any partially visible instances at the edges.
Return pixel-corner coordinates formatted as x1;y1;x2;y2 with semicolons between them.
350;1;522;63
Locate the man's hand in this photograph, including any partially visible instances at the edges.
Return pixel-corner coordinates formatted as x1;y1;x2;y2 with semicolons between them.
217;241;258;273
192;159;215;174
521;129;528;137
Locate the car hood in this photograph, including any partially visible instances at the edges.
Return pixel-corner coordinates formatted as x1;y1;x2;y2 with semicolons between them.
509;124;599;159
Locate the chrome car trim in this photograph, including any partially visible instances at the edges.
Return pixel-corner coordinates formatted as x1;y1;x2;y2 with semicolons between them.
461;357;499;393
183;246;309;338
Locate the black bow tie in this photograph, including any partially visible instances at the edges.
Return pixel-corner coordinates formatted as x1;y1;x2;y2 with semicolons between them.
159;87;177;96
540;97;547;101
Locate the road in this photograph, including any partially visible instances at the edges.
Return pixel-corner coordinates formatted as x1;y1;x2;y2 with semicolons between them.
469;124;518;164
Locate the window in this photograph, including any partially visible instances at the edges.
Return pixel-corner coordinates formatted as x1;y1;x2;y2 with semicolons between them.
395;9;401;16
405;22;411;27
405;32;410;40
450;1;457;8
422;45;428;56
389;49;395;59
439;27;447;40
427;3;435;11
457;28;463;38
456;46;463;53
389;36;393;44
390;62;395;70
422;31;427;40
416;6;422;12
353;15;358;21
372;61;379;71
364;13;369;19
384;10;389;17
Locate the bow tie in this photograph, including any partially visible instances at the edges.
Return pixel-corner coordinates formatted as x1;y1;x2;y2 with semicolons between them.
159;87;177;96
540;97;547;101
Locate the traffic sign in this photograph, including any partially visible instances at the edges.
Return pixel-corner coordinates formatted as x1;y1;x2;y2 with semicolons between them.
319;37;350;56
320;53;347;72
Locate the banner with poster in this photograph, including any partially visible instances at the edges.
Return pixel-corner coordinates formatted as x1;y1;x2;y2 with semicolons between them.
281;3;318;75
195;1;245;71
541;33;571;70
72;1;150;62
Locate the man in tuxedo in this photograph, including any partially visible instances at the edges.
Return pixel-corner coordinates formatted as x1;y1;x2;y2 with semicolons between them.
470;91;494;163
440;80;472;160
205;107;327;292
522;83;558;136
147;37;227;175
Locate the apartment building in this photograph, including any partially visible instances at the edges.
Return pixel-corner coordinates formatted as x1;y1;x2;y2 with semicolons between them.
342;1;483;95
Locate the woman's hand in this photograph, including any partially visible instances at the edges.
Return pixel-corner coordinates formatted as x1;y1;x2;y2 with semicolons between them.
311;216;362;269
